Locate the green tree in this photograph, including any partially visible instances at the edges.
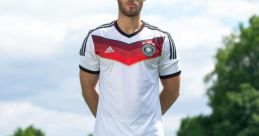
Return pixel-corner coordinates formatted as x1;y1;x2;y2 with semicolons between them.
178;15;259;136
12;125;45;136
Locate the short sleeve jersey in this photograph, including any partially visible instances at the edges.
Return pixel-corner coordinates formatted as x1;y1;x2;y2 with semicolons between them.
79;21;181;136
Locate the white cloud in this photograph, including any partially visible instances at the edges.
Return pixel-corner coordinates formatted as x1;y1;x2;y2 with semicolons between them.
170;17;231;49
0;102;95;136
180;54;215;98
0;13;116;58
143;15;232;50
204;0;259;21
163;114;184;136
0;0;116;17
145;0;206;9
146;0;259;21
0;0;117;58
0;15;67;58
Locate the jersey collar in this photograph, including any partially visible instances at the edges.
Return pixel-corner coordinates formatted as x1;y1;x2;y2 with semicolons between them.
114;20;145;38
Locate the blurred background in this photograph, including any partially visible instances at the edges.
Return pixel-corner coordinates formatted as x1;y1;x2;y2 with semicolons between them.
0;0;259;136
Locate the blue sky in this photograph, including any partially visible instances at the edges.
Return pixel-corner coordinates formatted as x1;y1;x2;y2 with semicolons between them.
0;0;259;136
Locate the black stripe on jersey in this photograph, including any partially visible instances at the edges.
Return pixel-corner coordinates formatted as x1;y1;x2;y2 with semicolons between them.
144;23;177;59
79;21;114;56
168;34;177;59
160;71;181;79
79;65;100;74
79;30;93;56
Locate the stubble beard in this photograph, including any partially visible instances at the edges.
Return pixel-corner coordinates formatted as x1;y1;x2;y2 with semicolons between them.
118;0;143;17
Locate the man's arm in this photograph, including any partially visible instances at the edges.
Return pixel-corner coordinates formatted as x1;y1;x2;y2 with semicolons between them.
160;75;181;115
79;70;99;117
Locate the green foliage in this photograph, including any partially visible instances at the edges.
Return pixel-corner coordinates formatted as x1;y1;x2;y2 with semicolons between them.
12;125;94;136
178;115;212;136
208;15;259;115
177;15;259;136
224;84;259;136
12;125;45;136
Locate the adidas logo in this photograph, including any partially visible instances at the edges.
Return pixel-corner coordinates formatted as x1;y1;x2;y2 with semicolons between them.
105;46;114;53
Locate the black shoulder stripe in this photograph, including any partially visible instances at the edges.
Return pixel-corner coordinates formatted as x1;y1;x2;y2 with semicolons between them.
168;34;177;59
145;24;177;59
167;34;173;59
99;21;115;28
145;23;168;34
79;21;115;56
80;30;93;56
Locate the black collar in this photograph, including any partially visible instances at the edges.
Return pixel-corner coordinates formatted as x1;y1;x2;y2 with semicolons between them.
114;20;145;38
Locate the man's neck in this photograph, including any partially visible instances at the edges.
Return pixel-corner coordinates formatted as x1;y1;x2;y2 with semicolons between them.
116;13;142;35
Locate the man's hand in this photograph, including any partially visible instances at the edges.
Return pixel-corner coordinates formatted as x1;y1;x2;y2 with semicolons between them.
79;70;99;117
160;75;181;115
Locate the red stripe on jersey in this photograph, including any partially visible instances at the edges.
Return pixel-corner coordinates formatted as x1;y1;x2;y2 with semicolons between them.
92;35;164;66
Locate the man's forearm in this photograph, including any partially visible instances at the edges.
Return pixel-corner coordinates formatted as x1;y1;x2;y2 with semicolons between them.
82;89;99;117
160;88;179;115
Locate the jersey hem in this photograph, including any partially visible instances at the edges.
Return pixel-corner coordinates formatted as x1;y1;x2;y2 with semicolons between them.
79;65;100;74
159;71;181;79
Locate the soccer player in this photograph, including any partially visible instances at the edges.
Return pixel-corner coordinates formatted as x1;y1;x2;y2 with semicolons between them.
79;0;181;135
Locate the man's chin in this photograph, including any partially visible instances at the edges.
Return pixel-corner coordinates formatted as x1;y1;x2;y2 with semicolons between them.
124;13;139;17
124;11;140;17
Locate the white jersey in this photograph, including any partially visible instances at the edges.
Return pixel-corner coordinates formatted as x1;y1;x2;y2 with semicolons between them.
79;21;181;136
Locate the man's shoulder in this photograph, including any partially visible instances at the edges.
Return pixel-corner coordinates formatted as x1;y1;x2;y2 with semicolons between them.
88;21;115;34
144;21;171;36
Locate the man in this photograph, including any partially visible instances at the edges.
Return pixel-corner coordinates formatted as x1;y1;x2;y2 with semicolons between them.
79;0;181;135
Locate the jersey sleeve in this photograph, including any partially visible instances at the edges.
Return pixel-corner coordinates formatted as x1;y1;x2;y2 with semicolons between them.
79;32;100;74
158;34;181;79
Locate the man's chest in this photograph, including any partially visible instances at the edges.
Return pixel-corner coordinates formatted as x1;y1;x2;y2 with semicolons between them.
92;35;165;66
